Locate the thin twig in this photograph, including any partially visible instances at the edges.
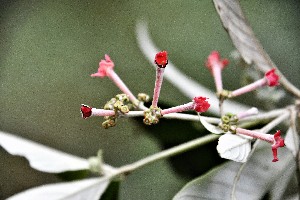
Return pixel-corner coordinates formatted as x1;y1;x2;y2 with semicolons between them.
106;134;219;179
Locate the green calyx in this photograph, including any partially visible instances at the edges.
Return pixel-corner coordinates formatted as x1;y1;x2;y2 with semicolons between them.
102;94;133;129
218;89;231;99
219;113;238;133
143;106;162;125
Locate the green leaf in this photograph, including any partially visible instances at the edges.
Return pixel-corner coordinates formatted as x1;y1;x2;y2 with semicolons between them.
173;141;297;200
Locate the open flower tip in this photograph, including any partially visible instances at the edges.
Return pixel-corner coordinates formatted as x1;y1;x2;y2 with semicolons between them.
193;97;210;113
265;68;279;87
91;54;115;78
205;51;229;70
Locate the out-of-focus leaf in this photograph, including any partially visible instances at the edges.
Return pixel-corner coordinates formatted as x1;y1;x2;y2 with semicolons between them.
285;127;299;157
0;131;88;172
136;21;251;115
216;133;251;162
58;170;90;181
212;0;272;69
0;131;115;174
212;0;300;97
100;181;120;200
269;160;299;200
199;116;223;134
7;178;110;200
173;142;296;200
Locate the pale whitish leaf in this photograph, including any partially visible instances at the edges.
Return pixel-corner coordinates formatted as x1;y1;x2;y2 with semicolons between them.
285;127;299;157
216;133;251;162
199;116;223;134
174;142;297;200
7;178;110;200
0;131;116;174
135;21;251;115
0;131;89;172
269;162;299;200
212;0;300;97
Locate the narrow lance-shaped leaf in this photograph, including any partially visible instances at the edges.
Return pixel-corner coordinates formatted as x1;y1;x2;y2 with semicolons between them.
7;178;110;200
0;131;115;173
284;122;299;157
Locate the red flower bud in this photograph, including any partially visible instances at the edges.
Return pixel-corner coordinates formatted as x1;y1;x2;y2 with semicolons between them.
155;51;168;68
81;104;92;119
193;97;210;113
265;68;279;87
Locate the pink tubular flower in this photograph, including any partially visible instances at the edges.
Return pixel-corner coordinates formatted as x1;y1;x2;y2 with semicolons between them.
160;96;210;115
90;54;139;106
91;54;114;77
265;68;279;86
80;104;115;119
236;128;285;162
205;51;229;71
152;51;168;108
205;51;229;93
155;51;168;68
193;97;210;113
229;68;280;98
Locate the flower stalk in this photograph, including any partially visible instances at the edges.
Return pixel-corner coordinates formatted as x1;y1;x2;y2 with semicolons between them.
152;51;168;108
160;97;210;115
236;107;259;120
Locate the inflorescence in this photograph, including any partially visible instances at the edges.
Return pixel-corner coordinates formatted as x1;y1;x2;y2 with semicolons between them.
81;50;285;162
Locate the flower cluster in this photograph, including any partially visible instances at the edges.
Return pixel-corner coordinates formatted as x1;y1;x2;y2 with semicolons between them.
81;50;285;162
204;51;284;162
82;51;210;127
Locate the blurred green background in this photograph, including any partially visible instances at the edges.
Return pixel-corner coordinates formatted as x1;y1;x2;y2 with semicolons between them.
0;0;299;199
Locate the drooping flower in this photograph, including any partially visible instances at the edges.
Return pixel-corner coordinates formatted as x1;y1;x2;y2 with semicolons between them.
265;68;279;87
193;97;210;113
271;130;285;162
235;128;285;162
91;54;114;77
155;51;168;68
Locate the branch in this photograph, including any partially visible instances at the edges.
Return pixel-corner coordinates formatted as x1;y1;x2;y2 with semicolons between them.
106;134;219;179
